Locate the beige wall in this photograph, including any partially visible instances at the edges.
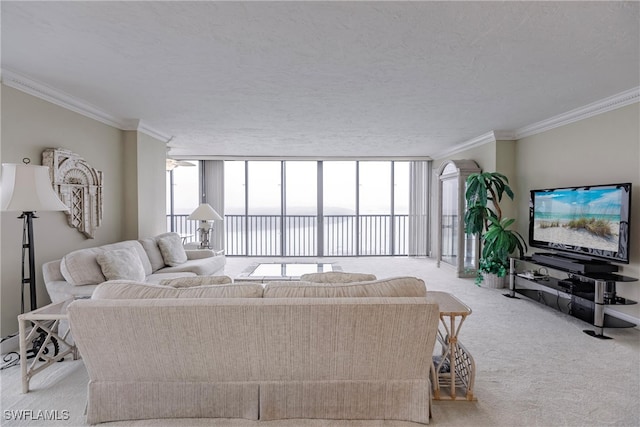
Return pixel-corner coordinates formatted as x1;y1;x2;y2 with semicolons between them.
136;131;168;238
0;86;168;336
121;130;167;239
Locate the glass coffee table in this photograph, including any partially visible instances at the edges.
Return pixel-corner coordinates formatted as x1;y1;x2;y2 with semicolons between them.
236;262;340;282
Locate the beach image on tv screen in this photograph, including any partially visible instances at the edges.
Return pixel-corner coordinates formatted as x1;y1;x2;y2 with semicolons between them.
533;186;621;252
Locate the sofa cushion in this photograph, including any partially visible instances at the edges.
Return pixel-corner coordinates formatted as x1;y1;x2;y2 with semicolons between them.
138;236;166;272
96;248;146;282
92;281;264;299
157;233;187;266
156;255;226;276
299;271;377;283
159;276;233;288
263;277;427;298
145;272;197;285
60;241;152;286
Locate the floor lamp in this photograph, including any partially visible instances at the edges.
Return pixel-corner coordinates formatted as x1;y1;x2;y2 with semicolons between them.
1;160;68;369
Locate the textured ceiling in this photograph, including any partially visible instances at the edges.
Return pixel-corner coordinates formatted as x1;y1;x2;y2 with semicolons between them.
1;1;639;158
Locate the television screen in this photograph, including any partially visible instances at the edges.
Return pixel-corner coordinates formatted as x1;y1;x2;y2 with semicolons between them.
529;183;632;263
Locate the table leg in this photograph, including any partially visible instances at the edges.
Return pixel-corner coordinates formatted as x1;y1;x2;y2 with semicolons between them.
448;315;457;399
18;317;28;393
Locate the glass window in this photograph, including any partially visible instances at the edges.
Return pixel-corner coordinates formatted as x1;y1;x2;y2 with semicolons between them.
394;162;410;215
323;161;356;255
323;161;356;215
394;161;410;254
284;161;317;256
167;161;200;215
224;161;246;215
166;161;199;239
247;161;281;255
359;161;391;215
360;161;392;255
224;161;246;255
219;159;423;257
285;161;316;215
247;161;281;214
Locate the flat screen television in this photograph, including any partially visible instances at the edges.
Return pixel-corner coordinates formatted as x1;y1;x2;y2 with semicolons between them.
529;183;632;264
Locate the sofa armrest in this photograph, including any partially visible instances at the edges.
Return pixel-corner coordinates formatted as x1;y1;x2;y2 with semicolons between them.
185;249;215;260
45;280;97;303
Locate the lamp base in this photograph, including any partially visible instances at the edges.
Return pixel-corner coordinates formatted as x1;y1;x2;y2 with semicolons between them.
197;226;212;249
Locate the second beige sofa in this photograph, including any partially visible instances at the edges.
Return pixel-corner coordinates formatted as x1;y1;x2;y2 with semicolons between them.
68;276;439;425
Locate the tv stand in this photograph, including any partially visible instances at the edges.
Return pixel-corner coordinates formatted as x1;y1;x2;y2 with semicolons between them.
531;252;619;274
507;256;638;339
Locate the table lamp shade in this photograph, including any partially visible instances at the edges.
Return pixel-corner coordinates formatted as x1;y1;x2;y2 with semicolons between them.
1;163;68;212
188;203;222;221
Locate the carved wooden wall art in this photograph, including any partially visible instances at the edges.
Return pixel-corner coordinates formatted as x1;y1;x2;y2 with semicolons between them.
43;148;103;238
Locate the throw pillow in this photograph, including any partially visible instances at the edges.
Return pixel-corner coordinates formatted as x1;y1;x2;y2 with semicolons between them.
159;276;233;288
60;241;152;286
157;233;188;266
92;281;263;299
263;277;427;298
96;248;146;282
138;236;166;272
299;271;377;283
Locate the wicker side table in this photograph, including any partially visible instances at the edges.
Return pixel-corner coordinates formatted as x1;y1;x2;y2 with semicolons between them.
18;299;79;393
426;291;476;401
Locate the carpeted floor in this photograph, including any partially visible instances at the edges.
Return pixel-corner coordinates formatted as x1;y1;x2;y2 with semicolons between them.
2;257;639;426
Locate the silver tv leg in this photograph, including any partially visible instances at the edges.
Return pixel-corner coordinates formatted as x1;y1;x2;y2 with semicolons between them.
504;257;519;299
583;279;611;339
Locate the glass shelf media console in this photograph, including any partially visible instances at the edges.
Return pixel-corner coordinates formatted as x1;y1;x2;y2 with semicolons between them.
506;256;638;339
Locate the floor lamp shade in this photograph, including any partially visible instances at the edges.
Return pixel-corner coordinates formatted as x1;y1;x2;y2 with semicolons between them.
1;163;68;212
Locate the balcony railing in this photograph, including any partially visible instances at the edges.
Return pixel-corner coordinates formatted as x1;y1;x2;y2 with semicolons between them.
167;214;408;257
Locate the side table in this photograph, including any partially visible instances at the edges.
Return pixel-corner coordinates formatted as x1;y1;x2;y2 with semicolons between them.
426;291;476;401
18;299;79;393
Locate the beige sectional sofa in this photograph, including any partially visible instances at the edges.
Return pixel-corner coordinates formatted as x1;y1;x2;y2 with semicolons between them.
43;232;226;303
67;276;440;425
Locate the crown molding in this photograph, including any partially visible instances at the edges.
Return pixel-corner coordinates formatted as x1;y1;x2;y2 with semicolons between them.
121;119;172;143
436;87;638;159
1;69;171;143
493;130;517;141
515;87;639;139
137;121;172;143
1;68;126;129
433;131;499;159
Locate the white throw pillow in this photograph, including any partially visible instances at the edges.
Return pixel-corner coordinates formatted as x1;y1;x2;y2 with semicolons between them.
92;281;264;299
157;233;188;266
96;248;146;282
159;276;233;288
263;277;427;298
300;271;377;283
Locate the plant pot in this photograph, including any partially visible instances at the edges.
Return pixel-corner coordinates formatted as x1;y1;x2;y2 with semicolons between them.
482;273;508;289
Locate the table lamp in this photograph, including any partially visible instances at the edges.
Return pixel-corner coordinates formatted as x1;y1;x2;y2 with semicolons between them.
188;203;222;249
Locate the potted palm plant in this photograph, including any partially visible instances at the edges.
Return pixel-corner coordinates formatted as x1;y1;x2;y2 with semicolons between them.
464;172;527;287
